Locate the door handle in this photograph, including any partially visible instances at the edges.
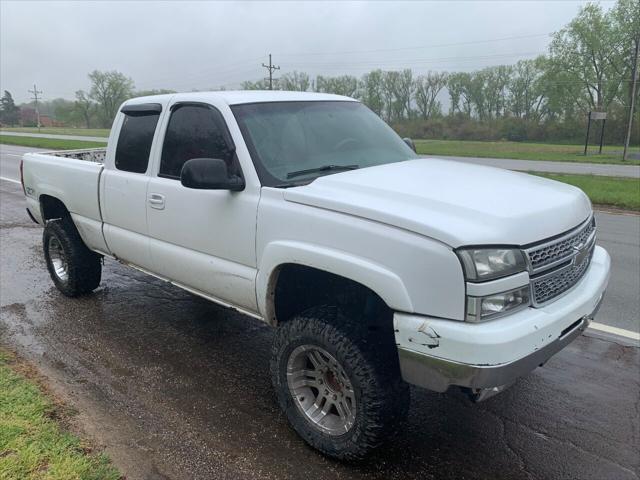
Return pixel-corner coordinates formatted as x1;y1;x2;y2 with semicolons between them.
148;193;165;210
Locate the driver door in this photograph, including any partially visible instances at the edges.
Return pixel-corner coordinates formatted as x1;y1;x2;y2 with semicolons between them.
146;102;259;313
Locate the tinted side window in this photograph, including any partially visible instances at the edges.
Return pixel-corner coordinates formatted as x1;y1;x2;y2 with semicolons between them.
115;113;160;173
160;105;234;179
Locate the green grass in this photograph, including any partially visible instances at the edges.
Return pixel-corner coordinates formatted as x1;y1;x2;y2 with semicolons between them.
0;135;106;150
415;139;640;165
0;349;120;480
0;127;110;138
531;172;640;211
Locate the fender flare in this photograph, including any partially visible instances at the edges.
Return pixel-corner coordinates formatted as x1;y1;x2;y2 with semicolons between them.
256;240;413;325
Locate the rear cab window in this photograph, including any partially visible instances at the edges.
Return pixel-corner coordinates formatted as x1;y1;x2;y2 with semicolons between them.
115;104;162;173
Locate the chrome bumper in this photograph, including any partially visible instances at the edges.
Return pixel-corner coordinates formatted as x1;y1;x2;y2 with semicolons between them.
396;245;609;402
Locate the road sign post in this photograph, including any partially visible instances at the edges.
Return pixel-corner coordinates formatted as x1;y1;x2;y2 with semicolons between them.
584;111;607;156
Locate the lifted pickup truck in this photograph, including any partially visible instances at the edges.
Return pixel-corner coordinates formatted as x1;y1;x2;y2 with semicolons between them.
21;91;610;459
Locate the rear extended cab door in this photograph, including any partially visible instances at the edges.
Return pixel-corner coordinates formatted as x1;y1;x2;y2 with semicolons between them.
100;101;170;270
144;98;261;315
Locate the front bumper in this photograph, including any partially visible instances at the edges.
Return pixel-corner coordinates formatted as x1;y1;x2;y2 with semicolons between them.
395;246;610;397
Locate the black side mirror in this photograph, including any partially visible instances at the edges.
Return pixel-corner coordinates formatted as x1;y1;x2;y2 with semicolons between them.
180;158;245;191
403;137;417;153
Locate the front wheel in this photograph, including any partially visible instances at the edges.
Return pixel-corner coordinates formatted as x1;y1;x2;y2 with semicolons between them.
270;306;409;460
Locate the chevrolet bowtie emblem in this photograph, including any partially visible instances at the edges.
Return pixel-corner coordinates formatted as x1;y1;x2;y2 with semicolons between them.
573;242;589;265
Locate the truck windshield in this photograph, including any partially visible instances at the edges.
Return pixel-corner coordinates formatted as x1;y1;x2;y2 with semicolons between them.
231;101;417;187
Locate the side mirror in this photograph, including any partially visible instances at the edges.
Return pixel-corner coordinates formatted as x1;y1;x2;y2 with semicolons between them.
403;137;417;153
180;158;245;191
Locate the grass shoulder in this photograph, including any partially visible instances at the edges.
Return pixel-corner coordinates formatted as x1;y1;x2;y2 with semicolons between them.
0;135;106;150
0;127;110;138
531;172;640;211
415;139;640;166
0;349;121;480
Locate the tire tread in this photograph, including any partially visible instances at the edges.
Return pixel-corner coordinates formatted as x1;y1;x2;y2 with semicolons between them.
43;218;102;297
270;305;409;460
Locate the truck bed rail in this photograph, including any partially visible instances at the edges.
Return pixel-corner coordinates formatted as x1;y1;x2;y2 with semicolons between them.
39;148;106;164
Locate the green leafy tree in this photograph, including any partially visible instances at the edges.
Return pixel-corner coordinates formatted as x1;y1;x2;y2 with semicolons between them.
483;65;513;118
467;71;488;120
549;3;627;112
611;0;640;107
44;98;79;126
414;72;448;119
241;79;270;90
315;75;360;98
381;70;413;122
0;90;19;125
88;70;135;127
360;70;385;116
73;90;96;128
447;72;473;116
508;59;547;120
278;71;311;91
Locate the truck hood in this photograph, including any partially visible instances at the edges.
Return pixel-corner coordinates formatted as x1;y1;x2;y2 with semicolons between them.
283;158;592;247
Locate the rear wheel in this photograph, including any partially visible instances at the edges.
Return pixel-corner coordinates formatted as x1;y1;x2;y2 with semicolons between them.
270;306;409;460
43;218;102;297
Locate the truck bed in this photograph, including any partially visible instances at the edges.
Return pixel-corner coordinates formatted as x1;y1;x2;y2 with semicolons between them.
40;147;107;164
22;148;107;253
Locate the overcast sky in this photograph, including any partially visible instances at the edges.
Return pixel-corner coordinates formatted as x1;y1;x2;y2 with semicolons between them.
1;0;615;104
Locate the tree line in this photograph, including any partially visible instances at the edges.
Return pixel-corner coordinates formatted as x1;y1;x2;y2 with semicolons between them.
243;0;638;144
1;0;637;144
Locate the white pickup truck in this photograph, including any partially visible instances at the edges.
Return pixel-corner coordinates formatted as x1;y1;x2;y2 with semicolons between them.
21;91;610;459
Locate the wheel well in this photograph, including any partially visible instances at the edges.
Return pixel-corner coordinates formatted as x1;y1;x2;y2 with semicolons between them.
40;195;69;221
272;264;393;330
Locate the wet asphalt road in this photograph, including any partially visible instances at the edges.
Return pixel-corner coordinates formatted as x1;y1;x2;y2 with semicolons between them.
1;180;639;479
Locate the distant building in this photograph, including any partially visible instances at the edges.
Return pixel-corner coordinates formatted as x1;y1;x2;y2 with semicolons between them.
19;107;63;127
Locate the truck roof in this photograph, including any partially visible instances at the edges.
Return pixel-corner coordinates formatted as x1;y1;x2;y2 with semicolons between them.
123;90;356;107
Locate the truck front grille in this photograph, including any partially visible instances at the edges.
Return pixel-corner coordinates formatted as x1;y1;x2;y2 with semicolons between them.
530;247;594;304
525;216;596;306
527;217;595;271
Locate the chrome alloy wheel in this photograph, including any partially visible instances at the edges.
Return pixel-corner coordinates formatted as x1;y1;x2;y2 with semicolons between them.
48;236;69;282
286;345;357;436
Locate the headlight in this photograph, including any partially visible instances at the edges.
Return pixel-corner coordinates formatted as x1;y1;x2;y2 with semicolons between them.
457;248;526;281
466;286;530;322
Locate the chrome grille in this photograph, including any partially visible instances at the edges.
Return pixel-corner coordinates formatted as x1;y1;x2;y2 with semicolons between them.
525;216;596;306
531;247;594;304
527;217;595;271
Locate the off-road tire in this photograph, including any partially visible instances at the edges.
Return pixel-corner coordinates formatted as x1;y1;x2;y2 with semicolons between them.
43;218;102;297
271;305;410;460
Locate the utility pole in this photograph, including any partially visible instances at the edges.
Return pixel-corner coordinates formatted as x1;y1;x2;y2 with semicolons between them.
261;54;280;90
28;84;43;132
623;39;640;162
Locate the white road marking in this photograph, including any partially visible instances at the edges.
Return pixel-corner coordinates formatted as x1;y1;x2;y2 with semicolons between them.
589;322;640;341
0;176;20;184
2;153;23;157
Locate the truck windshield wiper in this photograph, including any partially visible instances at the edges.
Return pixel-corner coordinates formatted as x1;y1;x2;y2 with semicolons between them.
286;164;359;179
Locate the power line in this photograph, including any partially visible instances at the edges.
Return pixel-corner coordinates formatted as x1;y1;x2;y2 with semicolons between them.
277;32;552;57
286;50;545;69
28;83;43;131
262;54;280;90
134;56;265;89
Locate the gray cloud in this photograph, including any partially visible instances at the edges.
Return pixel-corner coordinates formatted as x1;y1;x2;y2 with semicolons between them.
1;0;604;103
